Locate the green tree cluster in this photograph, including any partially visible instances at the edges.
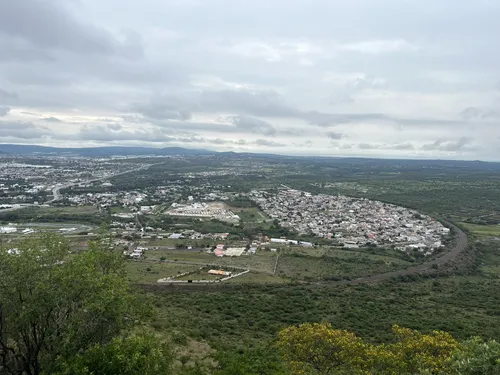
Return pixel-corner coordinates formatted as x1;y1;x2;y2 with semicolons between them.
0;234;171;375
276;322;500;375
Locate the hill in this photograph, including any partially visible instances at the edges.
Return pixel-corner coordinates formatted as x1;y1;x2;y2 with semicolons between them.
0;144;214;157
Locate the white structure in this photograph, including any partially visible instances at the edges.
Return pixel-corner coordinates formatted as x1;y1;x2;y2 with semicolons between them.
0;227;17;234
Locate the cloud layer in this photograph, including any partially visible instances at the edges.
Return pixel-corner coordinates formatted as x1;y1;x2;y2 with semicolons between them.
0;0;499;160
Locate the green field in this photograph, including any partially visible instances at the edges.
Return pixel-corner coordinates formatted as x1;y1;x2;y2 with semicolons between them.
110;206;131;214
234;207;271;226
175;273;221;281
145;249;215;263
276;251;411;281
460;222;500;236
225;271;288;284
126;261;199;283
37;205;98;215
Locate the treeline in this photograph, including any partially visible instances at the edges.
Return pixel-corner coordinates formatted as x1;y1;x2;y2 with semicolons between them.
0;208;107;225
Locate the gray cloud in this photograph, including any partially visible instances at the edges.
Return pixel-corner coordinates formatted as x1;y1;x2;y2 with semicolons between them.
227;115;276;136
0;89;19;103
132;97;192;121
41;116;61;122
107;123;123;131
0;107;10;116
0;0;498;159
197;88;385;126
64;124;261;147
153;120;238;135
358;143;380;150
0;121;52;139
421;137;473;152
254;139;286;147
0;1;142;58
199;89;297;117
357;143;415;151
459;107;500;121
75;125;179;143
326;131;343;140
392;143;415;151
196;88;453;128
281;128;305;136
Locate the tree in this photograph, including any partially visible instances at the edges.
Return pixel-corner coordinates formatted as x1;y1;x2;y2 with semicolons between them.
0;234;148;375
377;325;459;375
52;332;172;375
276;323;460;375
276;322;368;375
451;337;500;375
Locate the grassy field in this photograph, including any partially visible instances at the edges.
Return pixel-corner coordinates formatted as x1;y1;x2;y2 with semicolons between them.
126;261;199;283
145;249;215;263
37;205;98;215
460;222;500;236
225;271;288;284
110;206;131;214
276;251;411;281
211;252;277;274
175;273;221;281
234;207;271;224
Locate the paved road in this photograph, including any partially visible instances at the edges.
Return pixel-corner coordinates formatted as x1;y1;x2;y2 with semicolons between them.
0;166;149;214
48;166;149;204
347;221;468;284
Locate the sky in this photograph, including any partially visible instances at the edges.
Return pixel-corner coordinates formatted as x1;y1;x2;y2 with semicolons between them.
0;0;499;160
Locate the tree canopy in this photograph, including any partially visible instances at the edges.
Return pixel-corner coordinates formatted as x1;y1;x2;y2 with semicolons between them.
275;322;499;375
0;234;170;375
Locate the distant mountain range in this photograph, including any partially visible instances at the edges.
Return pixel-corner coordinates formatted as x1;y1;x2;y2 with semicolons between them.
0;144;499;170
0;144;214;157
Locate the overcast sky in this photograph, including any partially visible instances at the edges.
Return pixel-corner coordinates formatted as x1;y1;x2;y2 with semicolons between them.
0;0;499;160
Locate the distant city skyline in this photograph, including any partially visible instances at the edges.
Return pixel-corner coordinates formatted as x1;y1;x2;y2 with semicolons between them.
1;1;499;160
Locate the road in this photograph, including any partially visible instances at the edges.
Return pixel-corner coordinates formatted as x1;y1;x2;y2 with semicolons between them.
48;166;150;204
0;165;149;214
347;221;468;284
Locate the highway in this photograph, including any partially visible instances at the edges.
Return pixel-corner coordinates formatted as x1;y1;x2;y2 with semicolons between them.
47;166;149;204
0;166;148;214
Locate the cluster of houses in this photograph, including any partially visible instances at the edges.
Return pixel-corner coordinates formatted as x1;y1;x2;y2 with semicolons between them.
249;188;450;254
68;191;150;208
0;157;148;206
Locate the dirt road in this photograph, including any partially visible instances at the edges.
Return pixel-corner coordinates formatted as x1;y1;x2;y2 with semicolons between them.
348;222;468;284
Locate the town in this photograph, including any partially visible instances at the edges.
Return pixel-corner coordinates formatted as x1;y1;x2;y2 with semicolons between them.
249;189;449;254
0;153;460;286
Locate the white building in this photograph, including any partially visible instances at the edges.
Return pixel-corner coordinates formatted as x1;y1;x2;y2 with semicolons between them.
0;227;17;234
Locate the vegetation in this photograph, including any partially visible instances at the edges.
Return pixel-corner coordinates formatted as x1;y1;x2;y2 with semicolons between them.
0;234;171;375
3;156;500;373
276;322;499;374
52;332;173;375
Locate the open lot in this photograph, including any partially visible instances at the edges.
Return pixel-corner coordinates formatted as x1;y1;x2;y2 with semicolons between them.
126;261;199;284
